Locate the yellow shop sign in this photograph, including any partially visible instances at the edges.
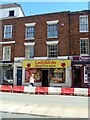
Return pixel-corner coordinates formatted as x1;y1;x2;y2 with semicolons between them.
23;60;71;68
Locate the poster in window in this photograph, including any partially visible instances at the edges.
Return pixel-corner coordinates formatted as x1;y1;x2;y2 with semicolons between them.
50;68;65;83
25;68;42;83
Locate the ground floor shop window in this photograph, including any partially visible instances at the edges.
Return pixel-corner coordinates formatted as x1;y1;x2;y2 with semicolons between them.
3;68;13;85
50;68;65;83
84;65;90;83
25;68;42;83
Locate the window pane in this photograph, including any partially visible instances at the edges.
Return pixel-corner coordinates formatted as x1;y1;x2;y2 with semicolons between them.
80;16;88;32
3;68;13;85
3;46;11;61
47;24;58;37
50;68;65;83
4;25;12;38
26;26;35;39
25;46;34;58
80;39;89;55
48;45;57;58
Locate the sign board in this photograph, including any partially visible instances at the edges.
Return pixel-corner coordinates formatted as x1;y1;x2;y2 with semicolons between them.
23;60;71;68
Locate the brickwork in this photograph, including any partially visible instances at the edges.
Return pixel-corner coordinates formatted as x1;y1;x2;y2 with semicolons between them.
70;11;90;55
1;10;90;61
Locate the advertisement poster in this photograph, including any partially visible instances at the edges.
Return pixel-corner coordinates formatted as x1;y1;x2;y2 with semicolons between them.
25;68;42;83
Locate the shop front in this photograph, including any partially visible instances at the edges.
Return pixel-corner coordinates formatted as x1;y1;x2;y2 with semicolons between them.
22;59;71;87
72;56;90;88
0;62;13;85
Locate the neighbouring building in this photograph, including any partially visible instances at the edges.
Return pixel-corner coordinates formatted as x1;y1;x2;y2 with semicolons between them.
70;10;90;88
0;3;90;88
0;3;25;85
0;3;25;19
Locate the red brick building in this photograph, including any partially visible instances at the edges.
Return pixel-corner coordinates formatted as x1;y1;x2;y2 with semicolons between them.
0;4;90;87
70;10;90;88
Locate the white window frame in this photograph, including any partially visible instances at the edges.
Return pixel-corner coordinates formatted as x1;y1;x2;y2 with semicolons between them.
46;41;59;58
80;38;89;56
47;20;59;38
79;15;89;33
4;25;12;39
24;42;35;59
25;23;36;40
3;46;11;61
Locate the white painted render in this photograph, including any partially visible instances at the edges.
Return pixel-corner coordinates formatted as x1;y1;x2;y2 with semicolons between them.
0;7;24;19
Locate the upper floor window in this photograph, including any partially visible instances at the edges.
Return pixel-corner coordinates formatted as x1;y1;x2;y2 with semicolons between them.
46;41;58;58
48;44;58;58
25;23;36;40
9;10;14;17
80;38;89;55
3;46;11;61
4;25;12;39
25;46;34;58
24;42;35;59
47;20;59;38
79;16;88;32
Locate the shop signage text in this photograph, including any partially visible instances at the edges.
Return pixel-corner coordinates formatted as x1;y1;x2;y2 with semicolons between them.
73;56;90;61
23;60;71;68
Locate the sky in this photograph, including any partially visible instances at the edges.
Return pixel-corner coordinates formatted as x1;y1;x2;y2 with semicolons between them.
1;1;90;16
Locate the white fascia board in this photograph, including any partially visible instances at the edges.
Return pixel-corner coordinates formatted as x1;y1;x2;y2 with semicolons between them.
14;57;25;62
46;41;59;45
24;42;35;46
34;57;48;60
25;23;36;26
47;20;59;24
0;41;15;45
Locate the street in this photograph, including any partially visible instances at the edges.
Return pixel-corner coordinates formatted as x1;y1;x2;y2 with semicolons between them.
0;92;89;118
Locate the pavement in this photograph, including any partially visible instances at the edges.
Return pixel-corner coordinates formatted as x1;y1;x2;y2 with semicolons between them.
0;85;89;118
0;93;88;118
0;101;88;118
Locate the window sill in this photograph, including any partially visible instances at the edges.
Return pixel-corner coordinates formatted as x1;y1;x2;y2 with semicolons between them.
2;60;11;62
79;31;89;33
47;36;58;38
4;38;12;39
25;38;35;40
80;54;89;56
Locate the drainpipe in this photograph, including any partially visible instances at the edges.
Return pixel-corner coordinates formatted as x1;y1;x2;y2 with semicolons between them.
68;11;71;57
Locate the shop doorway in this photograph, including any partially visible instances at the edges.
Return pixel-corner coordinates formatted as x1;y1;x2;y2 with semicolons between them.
42;69;49;87
73;66;81;88
17;68;22;85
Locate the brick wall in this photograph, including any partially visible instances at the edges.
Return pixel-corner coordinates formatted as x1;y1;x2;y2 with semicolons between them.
1;10;90;61
70;11;90;56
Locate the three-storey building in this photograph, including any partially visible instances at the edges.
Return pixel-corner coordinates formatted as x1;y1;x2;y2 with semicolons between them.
0;3;90;87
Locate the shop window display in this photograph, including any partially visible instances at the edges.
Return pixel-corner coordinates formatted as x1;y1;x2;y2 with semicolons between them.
3;68;13;85
84;65;90;83
50;68;65;83
25;68;42;83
